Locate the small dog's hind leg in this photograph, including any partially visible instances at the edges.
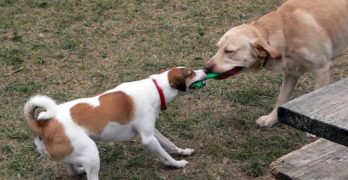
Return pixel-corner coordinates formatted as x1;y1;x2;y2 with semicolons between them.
76;138;100;180
67;163;86;176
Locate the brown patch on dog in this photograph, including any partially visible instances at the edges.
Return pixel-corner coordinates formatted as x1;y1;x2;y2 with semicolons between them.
25;117;47;136
70;91;134;134
41;119;74;160
24;105;72;160
168;67;195;91
24;106;47;136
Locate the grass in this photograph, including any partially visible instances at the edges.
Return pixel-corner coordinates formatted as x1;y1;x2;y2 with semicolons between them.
1;0;348;179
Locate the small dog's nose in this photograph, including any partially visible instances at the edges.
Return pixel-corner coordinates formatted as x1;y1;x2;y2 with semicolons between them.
204;63;215;73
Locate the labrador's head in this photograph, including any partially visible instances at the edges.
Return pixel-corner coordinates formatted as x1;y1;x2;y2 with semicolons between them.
205;24;281;79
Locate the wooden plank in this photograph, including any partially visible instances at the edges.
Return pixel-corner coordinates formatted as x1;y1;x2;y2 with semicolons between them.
278;78;348;146
270;139;348;180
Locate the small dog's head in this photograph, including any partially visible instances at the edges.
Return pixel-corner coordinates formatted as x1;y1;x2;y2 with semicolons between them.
205;24;281;77
167;67;206;92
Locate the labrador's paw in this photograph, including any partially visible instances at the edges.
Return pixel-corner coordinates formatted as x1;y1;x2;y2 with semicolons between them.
306;133;317;138
256;114;278;127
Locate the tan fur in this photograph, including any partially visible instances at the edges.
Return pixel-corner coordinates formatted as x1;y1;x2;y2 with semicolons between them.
168;68;195;91
206;0;348;127
40;119;74;160
25;117;46;136
24;67;206;178
70;92;135;133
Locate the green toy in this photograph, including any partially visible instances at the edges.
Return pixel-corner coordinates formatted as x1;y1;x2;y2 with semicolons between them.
189;72;223;89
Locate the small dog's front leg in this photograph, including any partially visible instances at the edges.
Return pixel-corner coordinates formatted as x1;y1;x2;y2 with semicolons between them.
140;132;189;168
154;129;194;156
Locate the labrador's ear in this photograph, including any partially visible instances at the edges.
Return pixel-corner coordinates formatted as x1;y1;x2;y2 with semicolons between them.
251;38;281;59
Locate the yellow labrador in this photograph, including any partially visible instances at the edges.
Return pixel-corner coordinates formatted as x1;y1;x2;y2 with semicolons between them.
205;0;348;127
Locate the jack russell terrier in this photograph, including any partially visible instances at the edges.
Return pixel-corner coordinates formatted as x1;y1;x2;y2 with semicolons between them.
24;67;207;180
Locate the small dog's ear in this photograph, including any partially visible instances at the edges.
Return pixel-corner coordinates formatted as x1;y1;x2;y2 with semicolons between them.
160;68;167;73
251;38;281;59
168;69;187;92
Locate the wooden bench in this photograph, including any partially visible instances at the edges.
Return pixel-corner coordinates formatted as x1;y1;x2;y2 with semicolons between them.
271;78;348;180
270;139;348;180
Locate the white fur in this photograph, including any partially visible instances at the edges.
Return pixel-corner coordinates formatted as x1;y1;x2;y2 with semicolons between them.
25;68;206;180
24;95;57;120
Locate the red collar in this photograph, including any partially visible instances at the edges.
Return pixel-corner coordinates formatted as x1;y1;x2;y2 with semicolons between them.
151;79;167;111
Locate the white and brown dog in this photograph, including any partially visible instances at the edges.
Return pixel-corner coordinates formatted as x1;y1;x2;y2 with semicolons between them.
24;67;206;180
205;0;348;127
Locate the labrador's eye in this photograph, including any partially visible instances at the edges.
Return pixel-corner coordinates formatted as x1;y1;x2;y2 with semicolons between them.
224;49;234;53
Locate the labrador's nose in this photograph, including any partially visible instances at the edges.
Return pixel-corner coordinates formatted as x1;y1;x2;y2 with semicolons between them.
204;62;215;73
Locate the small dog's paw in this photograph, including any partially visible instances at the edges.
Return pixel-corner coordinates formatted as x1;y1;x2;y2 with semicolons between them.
165;160;189;168
256;114;278;127
67;164;86;176
178;148;194;156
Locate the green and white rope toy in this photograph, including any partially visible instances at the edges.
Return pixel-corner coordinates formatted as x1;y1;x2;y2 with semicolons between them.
189;72;223;89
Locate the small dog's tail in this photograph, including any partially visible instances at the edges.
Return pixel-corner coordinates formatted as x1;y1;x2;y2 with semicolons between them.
24;95;58;136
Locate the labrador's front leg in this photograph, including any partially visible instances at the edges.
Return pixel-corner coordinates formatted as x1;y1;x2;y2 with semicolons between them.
256;73;299;127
